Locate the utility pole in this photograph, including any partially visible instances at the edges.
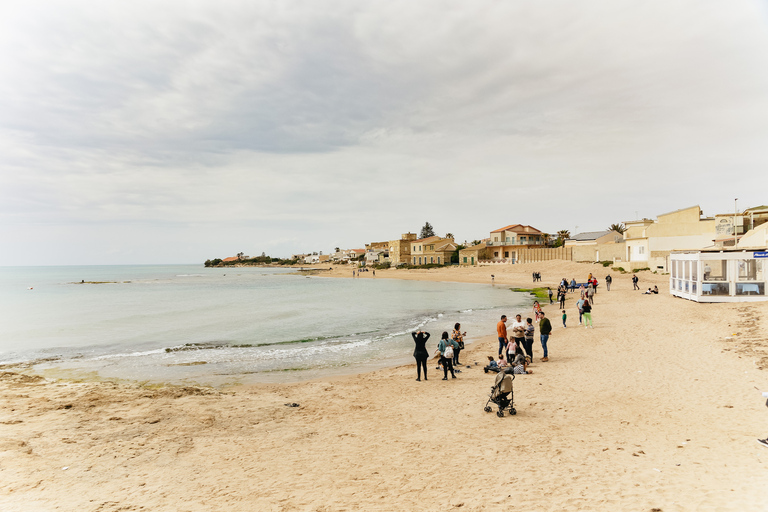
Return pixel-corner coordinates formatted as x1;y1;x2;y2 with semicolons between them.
734;198;738;247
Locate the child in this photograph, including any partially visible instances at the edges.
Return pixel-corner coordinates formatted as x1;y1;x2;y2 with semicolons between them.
483;355;500;374
512;354;533;374
497;354;508;368
562;310;567;328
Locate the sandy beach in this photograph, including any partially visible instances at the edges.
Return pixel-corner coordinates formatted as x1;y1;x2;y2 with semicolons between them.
2;260;768;511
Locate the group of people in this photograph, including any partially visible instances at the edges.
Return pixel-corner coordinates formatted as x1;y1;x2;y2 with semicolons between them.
411;322;466;381
497;311;552;363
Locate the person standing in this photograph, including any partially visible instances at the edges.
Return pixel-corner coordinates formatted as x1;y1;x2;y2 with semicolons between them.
582;299;593;328
576;296;585;325
548;287;554;304
558;287;566;309
437;332;458;380
524;317;535;360
632;274;640;290
562;310;567;328
587;284;594;305
539;312;552;362
511;314;526;359
452;323;466;367
605;274;612;291
497;315;508;357
411;330;430;381
570;278;577;293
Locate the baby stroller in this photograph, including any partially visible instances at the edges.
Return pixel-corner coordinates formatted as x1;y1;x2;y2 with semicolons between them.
484;369;516;417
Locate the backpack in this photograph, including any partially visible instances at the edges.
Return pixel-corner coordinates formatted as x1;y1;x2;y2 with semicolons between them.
443;344;454;359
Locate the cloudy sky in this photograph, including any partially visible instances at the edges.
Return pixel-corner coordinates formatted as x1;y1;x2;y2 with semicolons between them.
2;0;768;265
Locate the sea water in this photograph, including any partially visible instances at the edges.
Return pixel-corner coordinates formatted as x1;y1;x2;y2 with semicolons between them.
0;265;530;386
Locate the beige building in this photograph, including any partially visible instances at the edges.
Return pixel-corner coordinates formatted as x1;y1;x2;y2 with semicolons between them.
566;230;625;262
459;242;489;266
388;233;418;266
624;206;716;271
409;236;456;265
487;224;545;262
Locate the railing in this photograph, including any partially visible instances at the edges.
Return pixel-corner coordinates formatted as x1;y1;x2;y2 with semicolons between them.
487;240;542;246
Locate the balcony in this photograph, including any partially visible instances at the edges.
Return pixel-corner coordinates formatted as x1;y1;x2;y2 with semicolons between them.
487;240;541;246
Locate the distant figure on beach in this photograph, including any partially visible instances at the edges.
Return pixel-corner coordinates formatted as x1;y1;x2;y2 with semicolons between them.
497;315;508;357
452;323;466;366
437;332;458;380
579;284;585;299
412;330;430;381
491;274;495;284
558;287;566;309
533;301;543;321
497;354;508;368
632;274;640;290
653;285;659;294
570;278;576;293
539;312;552;362
605;274;612;291
372;269;375;277
577;297;585;325
562;310;567;328
353;270;356;278
587;284;594;305
582;299;593;328
548;287;553;304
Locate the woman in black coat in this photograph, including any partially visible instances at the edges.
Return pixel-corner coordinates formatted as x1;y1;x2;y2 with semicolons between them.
412;330;430;381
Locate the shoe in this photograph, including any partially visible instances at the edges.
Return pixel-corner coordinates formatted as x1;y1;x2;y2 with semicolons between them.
416;378;421;381
759;439;768;448
442;377;447;380
541;357;548;362
451;375;457;379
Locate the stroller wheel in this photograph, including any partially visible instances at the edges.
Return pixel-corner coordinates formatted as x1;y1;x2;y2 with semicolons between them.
510;408;517;415
484;368;488;373
496;411;504;418
484;406;492;413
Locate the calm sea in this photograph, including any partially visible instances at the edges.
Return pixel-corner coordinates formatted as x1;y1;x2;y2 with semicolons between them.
0;265;529;386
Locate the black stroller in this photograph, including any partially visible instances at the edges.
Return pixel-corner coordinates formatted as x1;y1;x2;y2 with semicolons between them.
484;369;516;417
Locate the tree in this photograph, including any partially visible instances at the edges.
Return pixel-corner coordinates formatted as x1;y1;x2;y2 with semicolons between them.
445;232;454;240
557;229;571;240
334;247;340;253
608;223;626;234
420;222;436;239
237;252;244;260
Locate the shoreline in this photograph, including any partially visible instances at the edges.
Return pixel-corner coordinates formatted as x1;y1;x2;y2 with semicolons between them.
2;260;768;510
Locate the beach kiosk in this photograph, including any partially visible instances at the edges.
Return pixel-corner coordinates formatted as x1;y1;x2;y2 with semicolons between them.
669;249;768;302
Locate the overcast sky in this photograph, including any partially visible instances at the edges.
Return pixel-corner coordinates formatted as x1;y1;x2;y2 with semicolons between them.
2;0;768;265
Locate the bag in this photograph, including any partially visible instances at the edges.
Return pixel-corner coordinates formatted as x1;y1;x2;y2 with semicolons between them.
443;344;454;359
458;341;465;350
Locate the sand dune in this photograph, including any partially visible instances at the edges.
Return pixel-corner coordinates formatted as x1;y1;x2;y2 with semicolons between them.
2;261;768;511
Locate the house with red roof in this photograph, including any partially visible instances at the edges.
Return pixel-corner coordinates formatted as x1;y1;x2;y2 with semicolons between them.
487;224;545;262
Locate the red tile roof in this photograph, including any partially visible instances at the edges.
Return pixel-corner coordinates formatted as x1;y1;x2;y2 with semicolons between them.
491;224;542;234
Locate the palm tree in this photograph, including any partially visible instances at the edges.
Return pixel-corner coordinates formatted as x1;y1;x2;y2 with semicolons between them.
557;229;571;240
608;223;626;234
445;233;454;240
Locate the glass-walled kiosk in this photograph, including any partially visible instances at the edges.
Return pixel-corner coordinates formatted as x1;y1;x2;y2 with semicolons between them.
670;250;767;302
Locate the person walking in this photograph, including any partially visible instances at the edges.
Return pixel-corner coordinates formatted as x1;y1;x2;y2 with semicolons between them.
539;312;552;362
558;287;566;309
497;315;508;357
632;274;640;290
605;274;612;291
587;284;595;305
582;299;593;328
452;323;466;367
548;287;554;304
411;330;430;381
576;297;585;325
570;278;577;293
437;332;458;380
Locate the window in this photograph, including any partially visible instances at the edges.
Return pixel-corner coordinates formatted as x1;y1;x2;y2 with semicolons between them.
437;257;441;264
704;260;727;281
639;246;645;255
504;251;509;258
430;257;434;264
419;257;422;264
494;252;499;257
463;257;467;263
506;237;510;242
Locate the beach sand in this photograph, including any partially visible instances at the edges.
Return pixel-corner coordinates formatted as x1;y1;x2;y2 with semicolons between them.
2;261;768;511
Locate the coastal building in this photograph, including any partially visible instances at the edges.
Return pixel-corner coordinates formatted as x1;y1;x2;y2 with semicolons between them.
364;241;389;265
388;233;418;266
566;230;625;262
487;224;545;262
459;241;489;266
670;248;767;302
623;206;716;272
409;236;456;265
